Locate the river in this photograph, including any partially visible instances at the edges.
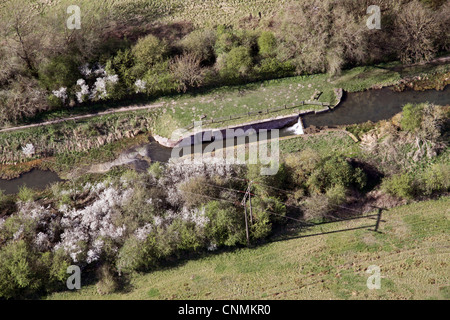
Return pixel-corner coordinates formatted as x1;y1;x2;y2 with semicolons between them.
1;85;449;195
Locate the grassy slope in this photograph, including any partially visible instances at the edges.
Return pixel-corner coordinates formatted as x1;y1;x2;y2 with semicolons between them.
47;196;450;300
48;0;287;28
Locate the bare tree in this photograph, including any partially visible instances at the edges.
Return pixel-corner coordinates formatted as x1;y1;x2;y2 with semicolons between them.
0;0;45;76
394;0;440;64
170;53;205;92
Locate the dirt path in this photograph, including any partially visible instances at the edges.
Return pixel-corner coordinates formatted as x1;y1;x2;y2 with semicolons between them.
0;102;164;134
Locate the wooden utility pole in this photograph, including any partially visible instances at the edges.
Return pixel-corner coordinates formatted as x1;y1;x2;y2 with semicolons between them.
241;181;253;246
374;208;383;232
248;182;253;225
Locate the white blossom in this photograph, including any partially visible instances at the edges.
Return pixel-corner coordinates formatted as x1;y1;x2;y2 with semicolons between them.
134;224;153;241
56;185;131;263
79;63;92;77
106;74;119;84
75;78;90;103
52;87;68;103
135;79;147;93
89;73;119;101
22;143;35;157
35;232;50;251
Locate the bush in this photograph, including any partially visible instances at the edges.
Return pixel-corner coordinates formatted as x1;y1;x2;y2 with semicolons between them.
0;189;6;204
107;49;136;94
204;201;246;247
419;163;450;195
132;35;169;67
302;193;330;222
325;184;347;208
38;55;80;91
116;235;161;273
170;219;204;252
307;156;366;194
401;103;424;132
0;240;40;299
258;31;277;57
170;54;205;92
255;58;295;79
179;176;219;208
147;162;164;179
302;184;347;222
18;186;34;202
180;29;217;64
141;61;178;96
381;173;416;199
214;28;240;55
47;94;63;110
96;264;118;295
218;46;253;80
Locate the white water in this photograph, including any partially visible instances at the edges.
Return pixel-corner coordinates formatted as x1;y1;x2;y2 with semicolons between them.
284;117;304;135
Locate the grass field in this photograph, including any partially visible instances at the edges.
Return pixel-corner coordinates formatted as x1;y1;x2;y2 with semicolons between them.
45;0;287;28
46;196;450;300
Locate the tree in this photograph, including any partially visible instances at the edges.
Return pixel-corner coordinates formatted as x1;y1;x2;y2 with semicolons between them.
218;46;253;80
170;54;205;92
258;31;277;57
132;35;169;67
394;0;440;64
179;29;217;65
0;0;44;76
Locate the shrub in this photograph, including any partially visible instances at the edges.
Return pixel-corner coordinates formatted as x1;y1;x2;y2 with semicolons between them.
302;184;347;222
141;61;178;96
255;58;295;79
170;219;204;252
47;94;63;110
170;54;205;92
381;173;416;199
180;29;217;64
147;162;164;179
401;103;424;132
258;31;277;57
325;184;347;208
132;35;169;67
96;264;118;295
18;186;34;202
394;0;440;64
218;46;253;80
307;156;366;194
284;148;322;187
204;201;246;247
0;240;40;299
302;193;330;222
38;55;80;91
419;163;450;195
0;189;6;204
214;28;240;55
116;235;160;273
106;49;136;94
179;176;219;208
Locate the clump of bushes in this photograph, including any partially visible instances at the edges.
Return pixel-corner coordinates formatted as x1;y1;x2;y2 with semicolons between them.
381;173;417;200
401;103;424;132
